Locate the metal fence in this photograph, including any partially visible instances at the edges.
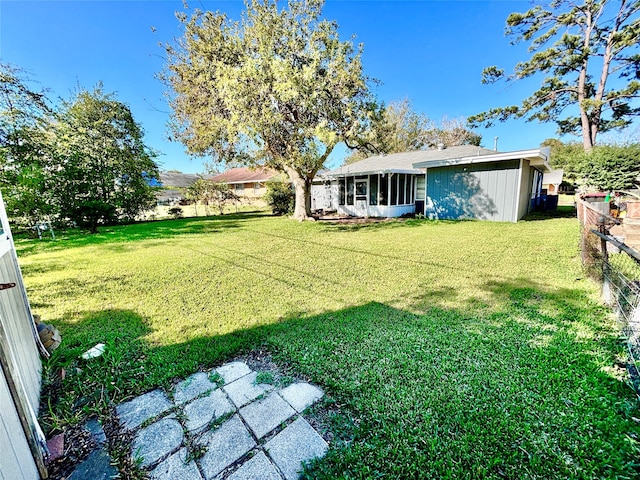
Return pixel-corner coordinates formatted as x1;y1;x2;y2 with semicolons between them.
577;197;640;394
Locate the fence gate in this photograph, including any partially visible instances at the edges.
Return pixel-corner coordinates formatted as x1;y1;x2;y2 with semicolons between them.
0;190;48;479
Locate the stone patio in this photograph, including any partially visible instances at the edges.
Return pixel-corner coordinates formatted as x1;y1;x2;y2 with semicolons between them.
113;360;328;480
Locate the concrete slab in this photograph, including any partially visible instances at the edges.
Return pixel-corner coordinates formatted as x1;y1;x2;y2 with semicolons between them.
227;451;282;480
216;361;252;385
239;393;296;439
174;372;217;405
184;389;234;434
197;415;256;480
265;417;328;480
150;447;203;480
223;371;274;408
133;418;184;468
278;383;324;413
116;389;173;431
68;448;118;480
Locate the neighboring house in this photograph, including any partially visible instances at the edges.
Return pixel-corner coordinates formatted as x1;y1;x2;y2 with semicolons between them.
542;169;564;196
210;167;282;203
322;145;552;222
157;171;208;205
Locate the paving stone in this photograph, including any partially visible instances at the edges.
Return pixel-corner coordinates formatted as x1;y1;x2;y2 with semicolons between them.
239;393;296;439
85;417;107;445
265;417;328;480
116;389;173;431
227;451;282;480
215;361;252;385
68;448;118;480
150;447;203;480
184;389;234;434
223;371;274;408
174;372;217;405
133;418;184;468
197;415;256;480
278;383;324;413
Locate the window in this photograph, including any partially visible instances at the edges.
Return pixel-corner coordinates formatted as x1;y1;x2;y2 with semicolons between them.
346;177;354;205
369;174;378;205
254;182;261;195
235;184;244;194
379;174;388;205
339;178;346;205
406;175;413;204
398;174;406;205
390;174;398;206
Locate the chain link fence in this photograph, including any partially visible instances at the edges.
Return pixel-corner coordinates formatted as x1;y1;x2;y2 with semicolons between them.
577;197;640;394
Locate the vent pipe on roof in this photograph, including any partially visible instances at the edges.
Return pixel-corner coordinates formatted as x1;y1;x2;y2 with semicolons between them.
437;143;445;151
494;136;498;151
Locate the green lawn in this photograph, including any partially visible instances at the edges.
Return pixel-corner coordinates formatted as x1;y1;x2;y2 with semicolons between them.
18;213;639;479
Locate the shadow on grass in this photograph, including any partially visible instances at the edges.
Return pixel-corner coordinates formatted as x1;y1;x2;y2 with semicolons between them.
41;277;639;478
521;205;577;221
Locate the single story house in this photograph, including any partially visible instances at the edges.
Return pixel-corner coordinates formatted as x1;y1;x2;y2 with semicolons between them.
210;167;282;201
322;145;552;222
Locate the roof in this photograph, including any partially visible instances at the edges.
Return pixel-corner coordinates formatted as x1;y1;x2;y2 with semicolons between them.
159;171;211;188
412;146;552;173
210;167;280;184
543;168;564;185
325;145;498;177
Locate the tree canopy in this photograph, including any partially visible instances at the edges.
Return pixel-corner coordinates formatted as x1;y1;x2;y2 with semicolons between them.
469;0;640;151
345;99;482;164
544;138;640;191
161;0;377;219
0;64;160;232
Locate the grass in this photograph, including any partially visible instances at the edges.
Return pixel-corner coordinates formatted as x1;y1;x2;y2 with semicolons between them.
18;211;640;479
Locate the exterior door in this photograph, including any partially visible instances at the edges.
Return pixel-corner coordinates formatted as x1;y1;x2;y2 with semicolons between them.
355;178;368;217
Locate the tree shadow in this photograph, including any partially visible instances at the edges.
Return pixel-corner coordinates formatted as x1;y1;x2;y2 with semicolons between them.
41;276;639;478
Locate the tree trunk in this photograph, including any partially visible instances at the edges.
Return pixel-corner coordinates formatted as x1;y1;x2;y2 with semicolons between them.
285;167;311;221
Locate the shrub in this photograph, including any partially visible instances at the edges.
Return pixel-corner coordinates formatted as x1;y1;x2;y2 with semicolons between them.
168;206;184;219
264;181;294;216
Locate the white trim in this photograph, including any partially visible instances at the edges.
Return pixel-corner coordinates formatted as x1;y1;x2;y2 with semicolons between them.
514;159;524;223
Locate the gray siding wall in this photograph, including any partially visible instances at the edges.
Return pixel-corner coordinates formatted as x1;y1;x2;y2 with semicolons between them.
517;160;533;220
425;160;520;222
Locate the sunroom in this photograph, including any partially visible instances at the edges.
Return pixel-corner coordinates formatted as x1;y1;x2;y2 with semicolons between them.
324;152;425;218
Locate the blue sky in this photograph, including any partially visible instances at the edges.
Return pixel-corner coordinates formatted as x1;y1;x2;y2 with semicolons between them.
2;0;568;173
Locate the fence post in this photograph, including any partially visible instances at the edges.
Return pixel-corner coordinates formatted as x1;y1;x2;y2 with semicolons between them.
598;215;612;304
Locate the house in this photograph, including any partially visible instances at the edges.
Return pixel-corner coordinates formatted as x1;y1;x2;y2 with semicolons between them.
210;167;282;203
542;168;564;210
322;145;552;222
157;171;209;205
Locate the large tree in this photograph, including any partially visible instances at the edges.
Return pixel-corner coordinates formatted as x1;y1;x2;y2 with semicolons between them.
0;63;53;225
161;0;376;220
50;85;160;232
468;0;640;151
345;99;481;164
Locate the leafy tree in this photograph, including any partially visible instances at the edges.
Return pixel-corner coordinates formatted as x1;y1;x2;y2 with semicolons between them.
544;138;640;190
0;63;53;225
187;178;239;215
469;0;640;151
345;99;481;164
50;85;160;232
161;0;376;220
264;180;294;215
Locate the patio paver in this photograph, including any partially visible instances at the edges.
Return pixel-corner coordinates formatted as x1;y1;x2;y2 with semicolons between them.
114;360;327;480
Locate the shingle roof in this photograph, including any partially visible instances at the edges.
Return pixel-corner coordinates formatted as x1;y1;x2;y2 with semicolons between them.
159;172;212;188
326;145;497;176
210;167;280;184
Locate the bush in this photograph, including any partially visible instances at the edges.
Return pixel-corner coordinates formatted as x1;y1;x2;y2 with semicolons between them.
264;181;294;216
168;206;184;219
